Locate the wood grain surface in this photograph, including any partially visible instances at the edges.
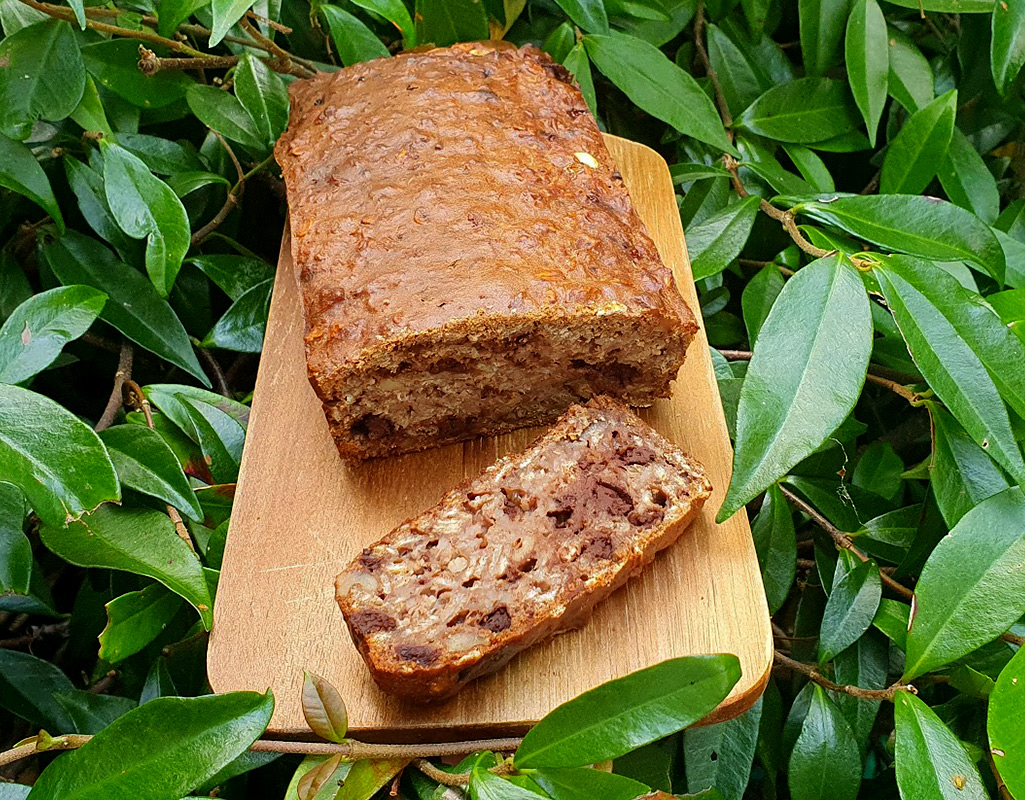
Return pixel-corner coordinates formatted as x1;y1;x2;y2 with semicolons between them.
207;134;773;739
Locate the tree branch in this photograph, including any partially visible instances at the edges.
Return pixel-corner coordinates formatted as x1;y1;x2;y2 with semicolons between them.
138;47;239;75
774;651;915;700
94;341;133;432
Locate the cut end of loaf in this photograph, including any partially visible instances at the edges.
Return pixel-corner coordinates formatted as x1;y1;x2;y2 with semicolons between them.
313;310;695;461
336;397;711;701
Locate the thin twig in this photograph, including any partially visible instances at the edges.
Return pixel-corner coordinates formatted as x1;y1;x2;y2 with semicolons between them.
693;1;732;129
94;342;133;432
87;670;118;695
738;257;795;277
138;46;239;75
212;131;245;184
196;348;230;397
246;8;292;33
413;759;470;787
989;746;1014;800
191;192;240;245
1001;631;1025;647
238;16;314;78
774;651;915;700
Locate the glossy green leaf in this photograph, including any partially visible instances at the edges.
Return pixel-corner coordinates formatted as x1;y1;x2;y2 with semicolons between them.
81;40;194;110
167;170;230;199
785;195;1005;282
320;5;390;67
852;506;920;563
98;583;185;664
470;769;545;800
201;278;271;353
937;129;999;223
55;691;137;735
990;645;1025;798
584;34;737;155
787;685;861;800
832;630;887;751
987;288;1025;343
876;256;1025;482
0;286;105;385
845;0;887;145
531;767;648;800
352;0;416;46
880;90;956;195
63;157;139;262
186;254;273;301
0;383;119;526
818;558;882;663
0;134;64;229
782;143;834;192
0;20;85;140
886;28;934;112
301;671;348;743
0;650;76;731
685;699;762;800
740;153;815;196
99;425;203;521
706;23;762;116
186;85;266;153
751;484;796;614
414;0;489;47
992;0;1025;93
718;254;872;521
143;383;249;438
688;197;760;280
894;692;986;800
210;0;256;46
0;251;32;325
672;163;732;184
331;758;410;799
140;657;178;704
100;140;191;298
156;0;212;37
182;397;244;484
853;441;904;503
117;134;205;176
42;231;209;386
741;264;784;346
0;482;30;594
39;505;212;629
515;654;741;768
562;43;597;117
799;0;851;76
873;598;910;649
736;79;861;144
553;0;608;32
29;691;274;800
231;54;289;148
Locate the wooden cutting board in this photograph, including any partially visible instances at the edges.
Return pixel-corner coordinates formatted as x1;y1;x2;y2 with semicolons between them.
208;134;773;739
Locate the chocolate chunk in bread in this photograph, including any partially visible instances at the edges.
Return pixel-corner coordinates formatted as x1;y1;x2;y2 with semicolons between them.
275;42;698;461
335;397;712;701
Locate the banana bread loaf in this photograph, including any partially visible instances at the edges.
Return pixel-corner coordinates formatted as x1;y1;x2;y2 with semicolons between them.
335;397;711;701
275;42;697;461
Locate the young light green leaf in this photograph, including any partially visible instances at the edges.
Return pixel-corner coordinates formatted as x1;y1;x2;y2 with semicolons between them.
531;767;649;800
186;85;266;153
584;34;737;155
39;505;212;629
0;20;85;140
352;0;416;46
684;699;762;800
880;90;955;195
992;0;1025;94
832;630;887;752
0;134;64;230
302;671;348;743
845;0;887;145
706;23;763;116
938;129;999;223
210;0;256;46
29;691;274;800
563;43;597;118
751;484;796;614
989;645;1025;798
875;256;1025;482
688;196;760;280
182;397;245;484
63;157;139;262
100;140;191;298
742;264;785;345
82;40;194;110
0;383;119;526
799;0;851;76
785;195;1005;283
788;685;861;800
414;0;489;47
818;558;882;664
98;583;185;664
894;692;986;800
320;5;390;67
553;0;609;32
332;758;409;799
0;286;105;385
873;598;910;649
233;54;289;147
886;28;934;112
782;144;835;192
736;79;861;144
99;425;203;521
42;231;209;386
0;650;76;731
201;278;272;353
515;654;741;768
718;255;872;521
903;487;1025;680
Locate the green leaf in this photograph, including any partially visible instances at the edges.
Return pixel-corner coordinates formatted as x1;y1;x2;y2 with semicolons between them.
470;769;545;800
785;195;1005;283
706;24;763;117
320;5;390;67
853;441;904;503
612;737;676;792
844;0;888;146
100;140;191;298
738;150;814;196
332;758;410;799
788;685;860;800
852;506;920;563
553;0;609;32
0;650;75;731
672;163;732;184
880;90;955;195
233;53;289;148
143;383;249;437
210;0;256;46
992;0;1025;92
414;0;489;47
156;0;212;37
742;264;784;345
99;425;203;521
28;691;274;800
201;278;271;352
301;671;348;743
39;505;213;629
0;20;85;140
0;482;30;594
903;487;1025;680
98;583;185;664
584;34;737;155
81;40;194;110
531;767;649;800
186;85;266;154
799;0;851;76
886;28;934;112
832;630;887;751
69;74;112;138
990;645;1025;798
140;657;178;704
0;250;32;325
0;286;105;385
563;43;597;118
873;598;910;649
718;254;872;521
994;227;1025;289
684;699;762;800
736;79;861;144
987;288;1025;343
688;197;760;280
818;558;882;663
182;397;244;484
166;170;231;199
187;254;273;301
42;231;209;386
54;691;136;735
514;654;741;768
751;484;796;614
117;133;205;176
63;157;139;262
937;129;999;223
0;383;119;526
0;135;64;230
887;0;992;7
351;0;416;46
782;143;835;192
875;256;1025;482
894;692;986;800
